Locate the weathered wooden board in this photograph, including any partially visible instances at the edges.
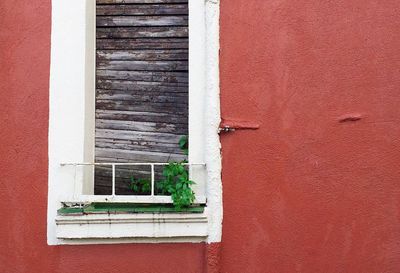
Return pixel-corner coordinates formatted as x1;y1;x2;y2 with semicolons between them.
94;0;188;195
95;100;187;113
97;27;188;38
97;79;187;90
96;129;184;146
96;70;188;83
96;148;185;162
96;93;188;104
96;119;187;134
96;88;188;98
96;110;188;124
96;50;188;61
96;38;188;50
97;4;188;16
97;0;188;4
97;60;188;71
96;16;188;27
96;138;186;153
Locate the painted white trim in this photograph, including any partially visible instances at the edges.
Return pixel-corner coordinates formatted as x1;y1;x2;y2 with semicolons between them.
61;194;206;204
56;212;208;241
203;0;222;244
57;237;207;245
48;0;95;245
48;0;221;245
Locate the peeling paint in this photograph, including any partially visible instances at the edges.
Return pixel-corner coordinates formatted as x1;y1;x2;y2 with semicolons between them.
338;113;363;123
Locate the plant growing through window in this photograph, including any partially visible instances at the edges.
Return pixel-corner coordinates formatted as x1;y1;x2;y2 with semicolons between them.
129;136;196;210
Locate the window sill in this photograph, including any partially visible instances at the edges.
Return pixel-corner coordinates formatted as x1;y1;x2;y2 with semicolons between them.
55;203;208;244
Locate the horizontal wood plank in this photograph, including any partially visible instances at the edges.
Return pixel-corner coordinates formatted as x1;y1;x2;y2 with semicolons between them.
97;38;188;50
96;93;188;105
97;59;187;71
96;119;187;133
96;4;188;16
96;128;184;143
96;138;184;154
96;110;188;124
97;49;188;61
96;99;187;113
97;0;187;4
97;26;187;38
96;16;188;27
96;70;187;83
96;148;185;162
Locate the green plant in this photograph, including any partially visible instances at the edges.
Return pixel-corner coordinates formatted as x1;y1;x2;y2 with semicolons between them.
129;177;151;195
157;162;195;210
129;135;195;210
179;135;188;155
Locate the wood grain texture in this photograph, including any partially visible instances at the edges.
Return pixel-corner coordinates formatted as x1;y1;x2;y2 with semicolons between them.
96;109;188;123
94;0;188;194
97;60;188;71
96;38;188;50
97;0;187;4
96;4;188;16
96;70;188;83
97;27;188;38
96;16;188;27
96;49;188;61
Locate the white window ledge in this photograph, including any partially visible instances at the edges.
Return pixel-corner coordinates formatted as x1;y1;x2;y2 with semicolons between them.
56;210;208;243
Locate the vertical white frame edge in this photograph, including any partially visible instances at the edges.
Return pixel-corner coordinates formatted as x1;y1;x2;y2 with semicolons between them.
189;0;222;243
48;0;96;245
205;0;222;244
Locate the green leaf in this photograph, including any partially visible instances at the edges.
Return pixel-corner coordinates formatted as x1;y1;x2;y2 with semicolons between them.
129;136;196;209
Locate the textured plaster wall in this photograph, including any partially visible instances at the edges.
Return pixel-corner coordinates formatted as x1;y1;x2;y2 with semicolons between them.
219;0;400;272
3;0;400;272
0;1;205;273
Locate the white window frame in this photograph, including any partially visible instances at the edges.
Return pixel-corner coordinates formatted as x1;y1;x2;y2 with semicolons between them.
47;0;221;245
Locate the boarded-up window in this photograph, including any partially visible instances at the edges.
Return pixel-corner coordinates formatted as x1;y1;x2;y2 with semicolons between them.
94;0;188;195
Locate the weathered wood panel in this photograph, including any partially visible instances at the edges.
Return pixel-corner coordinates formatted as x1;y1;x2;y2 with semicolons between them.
97;0;187;4
96;119;187;134
96;38;188;50
95;100;187;113
96;16;188;27
97;27;188;39
94;0;188;194
96;50;188;61
96;110;188;123
96;138;185;153
96;70;188;83
97;4;188;16
97;60;188;71
96;129;185;143
96;93;188;104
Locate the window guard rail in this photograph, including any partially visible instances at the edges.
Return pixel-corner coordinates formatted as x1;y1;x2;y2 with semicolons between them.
60;162;207;205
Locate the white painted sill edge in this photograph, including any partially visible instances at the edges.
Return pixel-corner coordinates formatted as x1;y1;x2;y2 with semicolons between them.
55;208;209;244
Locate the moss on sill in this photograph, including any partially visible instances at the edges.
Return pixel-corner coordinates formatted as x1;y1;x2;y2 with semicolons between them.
58;203;205;216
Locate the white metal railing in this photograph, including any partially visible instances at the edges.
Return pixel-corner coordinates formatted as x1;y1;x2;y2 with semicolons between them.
60;162;207;204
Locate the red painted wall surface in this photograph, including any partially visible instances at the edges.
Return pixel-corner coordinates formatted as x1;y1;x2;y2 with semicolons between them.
2;0;400;273
220;0;400;272
0;1;205;273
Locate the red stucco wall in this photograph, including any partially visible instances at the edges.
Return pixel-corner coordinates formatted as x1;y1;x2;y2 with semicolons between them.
2;0;400;272
220;0;400;272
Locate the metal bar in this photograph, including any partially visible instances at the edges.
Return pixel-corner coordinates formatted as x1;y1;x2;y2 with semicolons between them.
61;162;206;166
61;195;207;205
151;164;155;196
111;164;116;196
